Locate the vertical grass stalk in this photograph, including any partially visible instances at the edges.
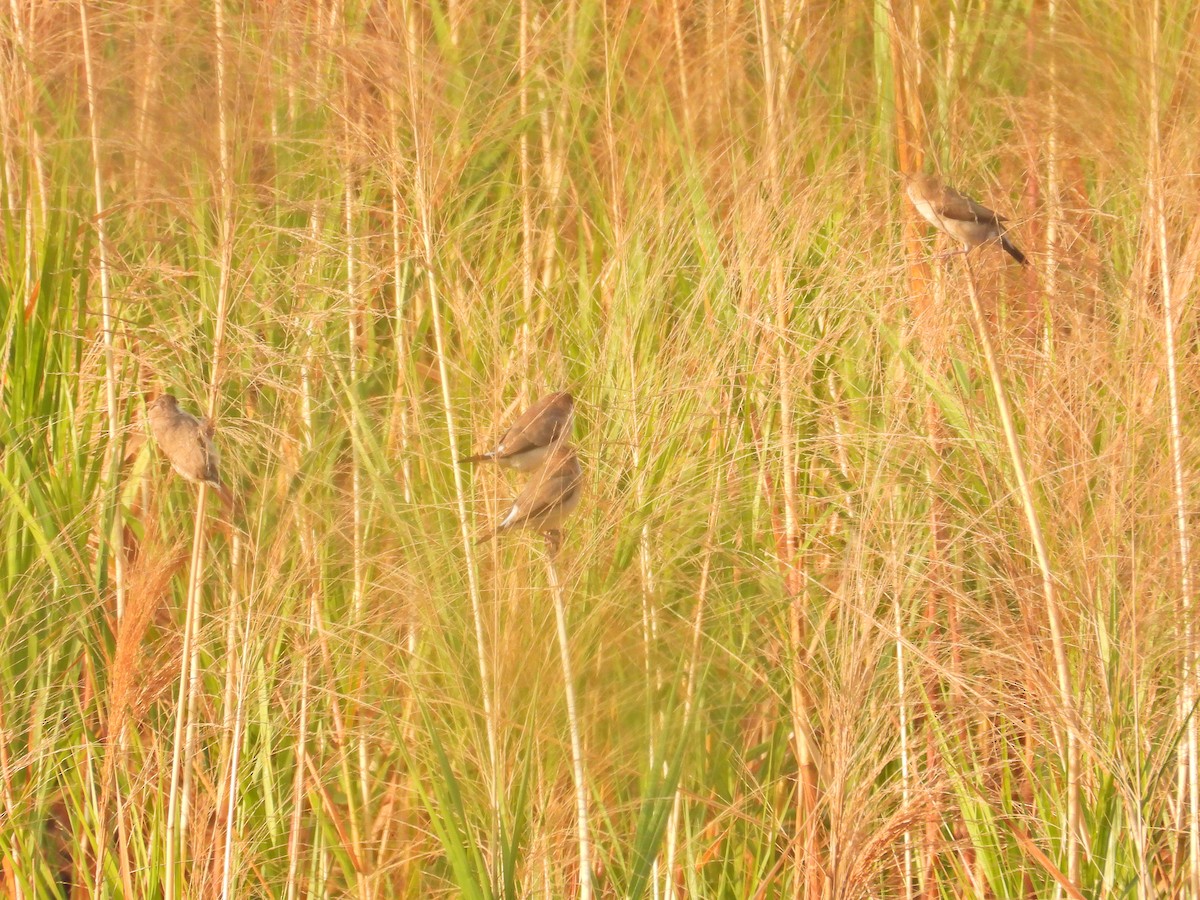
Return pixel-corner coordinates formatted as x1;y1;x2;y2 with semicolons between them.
544;554;591;900
342;87;374;897
287;214;324;898
630;377;663;895
167;0;236;890
754;0;820;892
959;257;1078;880
219;570;253;900
1147;1;1197;890
664;432;724;898
78;1;126;887
1042;0;1061;353
77;0;125;621
401;0;500;847
164;486;211;898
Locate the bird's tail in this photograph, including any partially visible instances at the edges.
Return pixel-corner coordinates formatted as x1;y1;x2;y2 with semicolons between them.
1001;234;1029;267
459;452;495;465
476;515;516;545
210;480;237;514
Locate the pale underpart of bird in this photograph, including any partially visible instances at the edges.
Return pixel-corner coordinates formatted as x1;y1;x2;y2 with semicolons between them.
147;393;235;510
904;172;1029;266
461;391;574;472
477;443;583;555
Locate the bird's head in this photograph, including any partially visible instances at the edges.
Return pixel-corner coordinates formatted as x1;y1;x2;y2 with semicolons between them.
148;393;179;414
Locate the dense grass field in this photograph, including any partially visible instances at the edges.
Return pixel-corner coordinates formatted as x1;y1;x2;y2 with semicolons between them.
4;0;1200;896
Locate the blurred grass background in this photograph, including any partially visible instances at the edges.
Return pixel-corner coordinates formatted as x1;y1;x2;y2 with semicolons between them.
3;0;1200;896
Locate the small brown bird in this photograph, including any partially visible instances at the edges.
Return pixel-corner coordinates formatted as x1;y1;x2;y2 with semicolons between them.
904;173;1028;266
477;443;583;554
147;394;235;509
461;391;574;473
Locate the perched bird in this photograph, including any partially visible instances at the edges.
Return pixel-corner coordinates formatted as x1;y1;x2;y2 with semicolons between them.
904;172;1029;266
477;444;583;555
461;391;574;473
147;393;235;509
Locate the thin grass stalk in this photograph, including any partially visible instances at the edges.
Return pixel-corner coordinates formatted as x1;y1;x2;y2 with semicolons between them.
8;0;48;226
0;60;15;248
888;9;951;888
400;0;500;847
0;74;22;448
827;367;916;900
887;0;930;302
380;49;421;891
343;98;374;899
933;14;973;877
940;7;956;145
1147;1;1197;891
286;210;323;900
753;1;819;894
389;193;414;500
205;0;234;419
629;373;662;896
216;532;246;892
1042;0;1060;354
219;574;254;900
286;548;318;900
544;553;591;900
537;759;553;894
114;744;133;897
81;712;102;892
388;149;413;501
78;2;127;888
519;0;534;327
669;0;692;135
0;55;17;276
345;129;366;627
896;585;913;900
601;2;623;251
94;671;130;890
165;486;210;898
132;0;163;203
77;0;124;622
959;256;1077;881
664;429;724;899
213;504;246;888
917;398;951;895
168;0;236;889
0;691;23;899
5;7;30;318
536;6;571;293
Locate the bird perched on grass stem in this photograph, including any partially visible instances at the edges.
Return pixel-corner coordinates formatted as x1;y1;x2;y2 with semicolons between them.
477;443;582;555
904;172;1029;266
147;393;235;510
461;391;574;472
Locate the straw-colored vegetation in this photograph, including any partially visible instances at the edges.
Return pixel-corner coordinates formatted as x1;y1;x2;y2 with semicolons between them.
3;0;1200;896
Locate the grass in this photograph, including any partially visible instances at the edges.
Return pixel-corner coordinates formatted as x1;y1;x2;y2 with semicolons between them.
3;0;1200;896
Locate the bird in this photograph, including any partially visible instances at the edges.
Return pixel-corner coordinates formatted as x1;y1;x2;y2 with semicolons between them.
904;172;1029;266
146;393;235;510
477;443;583;555
461;391;574;473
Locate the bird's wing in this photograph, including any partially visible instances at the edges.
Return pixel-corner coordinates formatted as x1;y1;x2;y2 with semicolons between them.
495;395;571;458
936;186;1001;224
492;424;544;459
515;468;581;522
197;430;222;484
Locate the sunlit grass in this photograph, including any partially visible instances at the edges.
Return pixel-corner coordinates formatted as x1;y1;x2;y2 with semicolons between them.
2;0;1199;896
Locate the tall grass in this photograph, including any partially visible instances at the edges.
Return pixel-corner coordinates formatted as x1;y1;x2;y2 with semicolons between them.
3;0;1200;896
